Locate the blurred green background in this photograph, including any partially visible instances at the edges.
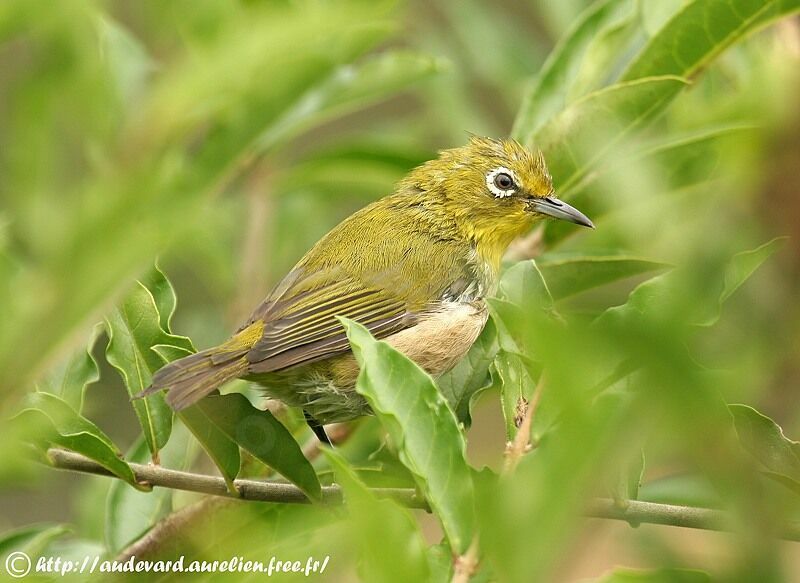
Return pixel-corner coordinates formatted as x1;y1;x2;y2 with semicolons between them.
1;0;800;581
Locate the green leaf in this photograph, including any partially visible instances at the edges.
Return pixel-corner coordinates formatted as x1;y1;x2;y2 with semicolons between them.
436;318;499;427
698;237;786;326
598;239;784;329
425;542;454;582
195;393;321;500
499;259;554;309
105;423;193;554
179;401;241;494
596;567;711;582
495;351;539;442
343;318;476;553
12;392;140;489
720;237;787;303
621;0;800;82
256;50;444;153
512;0;636;140
638;473;722;508
140;265;182;334
534;76;688;192
607;449;646;503
543;123;758;244
536;255;668;301
36;323;103;413
566;1;642;100
105;280;189;463
730;404;800;495
323;449;430;583
491;260;556;357
0;523;71;558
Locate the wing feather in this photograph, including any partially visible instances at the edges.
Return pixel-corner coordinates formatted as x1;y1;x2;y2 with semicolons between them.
244;268;420;373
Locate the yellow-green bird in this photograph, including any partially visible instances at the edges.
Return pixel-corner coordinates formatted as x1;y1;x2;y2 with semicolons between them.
144;137;593;443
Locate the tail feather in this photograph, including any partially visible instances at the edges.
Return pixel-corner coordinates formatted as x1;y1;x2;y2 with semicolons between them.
138;348;249;411
137;321;264;410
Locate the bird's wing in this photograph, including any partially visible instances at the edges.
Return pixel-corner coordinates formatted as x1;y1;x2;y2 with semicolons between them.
241;265;423;373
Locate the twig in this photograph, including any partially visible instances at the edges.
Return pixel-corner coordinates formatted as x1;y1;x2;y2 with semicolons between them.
452;375;546;582
502;375;545;474
43;449;800;542
116;422;355;560
451;537;480;583
116;497;234;561
45;448;426;509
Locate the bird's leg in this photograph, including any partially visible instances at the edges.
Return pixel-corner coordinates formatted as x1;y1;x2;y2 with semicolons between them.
304;410;333;447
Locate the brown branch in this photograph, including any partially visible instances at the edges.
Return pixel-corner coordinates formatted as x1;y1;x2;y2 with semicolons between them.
116;497;234;561
44;448;800;542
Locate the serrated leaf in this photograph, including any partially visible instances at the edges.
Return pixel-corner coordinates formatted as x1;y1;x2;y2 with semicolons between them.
195;393;321;500
36;323;103;413
621;0;800;82
343;318;476;553
137;270;240;490
536;255;668;301
324;449;429;583
436;319;499;427
140;265;181;334
512;0;636;139
12;392;140;489
105;280;189;463
730;404;800;495
105;424;192;555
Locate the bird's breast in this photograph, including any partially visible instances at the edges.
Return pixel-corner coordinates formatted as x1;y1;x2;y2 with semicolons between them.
384;300;489;377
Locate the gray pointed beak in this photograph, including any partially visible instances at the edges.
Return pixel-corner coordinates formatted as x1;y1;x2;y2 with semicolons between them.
530;196;594;228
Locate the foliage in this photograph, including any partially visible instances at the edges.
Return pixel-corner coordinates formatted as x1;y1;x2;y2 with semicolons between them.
2;0;800;581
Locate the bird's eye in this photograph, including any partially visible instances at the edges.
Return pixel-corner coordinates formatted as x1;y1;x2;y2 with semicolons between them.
486;167;518;198
494;172;514;190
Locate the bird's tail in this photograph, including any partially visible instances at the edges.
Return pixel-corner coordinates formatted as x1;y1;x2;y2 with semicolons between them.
137;321;263;410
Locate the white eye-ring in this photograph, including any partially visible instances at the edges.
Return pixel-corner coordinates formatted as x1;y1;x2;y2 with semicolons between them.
486;166;518;198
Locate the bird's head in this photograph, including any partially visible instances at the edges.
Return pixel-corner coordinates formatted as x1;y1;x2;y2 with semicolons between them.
402;136;593;256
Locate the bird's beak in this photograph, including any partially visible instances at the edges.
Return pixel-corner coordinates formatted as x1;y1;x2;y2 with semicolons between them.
529;196;594;228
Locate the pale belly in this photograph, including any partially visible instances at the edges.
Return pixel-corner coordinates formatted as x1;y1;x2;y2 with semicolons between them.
253;300;489;423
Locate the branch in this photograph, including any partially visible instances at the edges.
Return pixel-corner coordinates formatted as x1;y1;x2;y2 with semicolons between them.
45;448;427;509
45;448;800;542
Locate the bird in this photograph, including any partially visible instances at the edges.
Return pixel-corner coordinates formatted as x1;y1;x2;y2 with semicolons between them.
141;136;593;444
